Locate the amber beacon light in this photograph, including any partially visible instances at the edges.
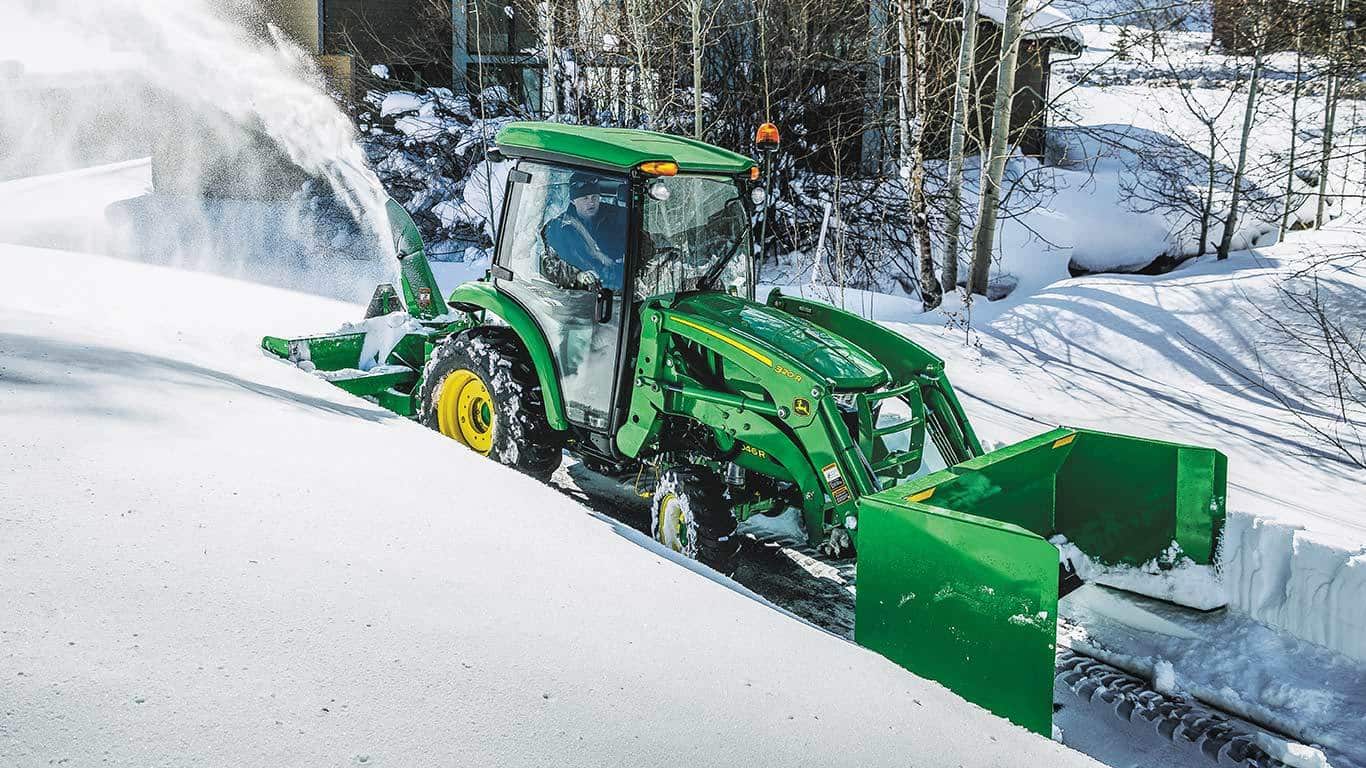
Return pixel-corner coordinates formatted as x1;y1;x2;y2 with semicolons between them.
755;122;780;150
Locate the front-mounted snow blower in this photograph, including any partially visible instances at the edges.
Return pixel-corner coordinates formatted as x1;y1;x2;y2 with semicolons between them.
264;122;1226;736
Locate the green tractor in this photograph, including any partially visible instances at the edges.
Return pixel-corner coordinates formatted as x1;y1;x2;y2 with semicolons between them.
264;122;1226;736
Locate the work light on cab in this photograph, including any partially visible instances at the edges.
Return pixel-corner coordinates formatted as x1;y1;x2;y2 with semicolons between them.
638;160;678;176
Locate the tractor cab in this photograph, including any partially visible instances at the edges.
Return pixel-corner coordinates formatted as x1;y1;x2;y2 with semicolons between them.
490;123;758;438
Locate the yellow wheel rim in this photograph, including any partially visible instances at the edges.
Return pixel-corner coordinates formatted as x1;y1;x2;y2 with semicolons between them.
435;369;495;455
656;492;687;553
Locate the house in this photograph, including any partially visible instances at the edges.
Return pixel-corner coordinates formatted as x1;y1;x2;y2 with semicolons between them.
261;0;454;89
920;1;1083;163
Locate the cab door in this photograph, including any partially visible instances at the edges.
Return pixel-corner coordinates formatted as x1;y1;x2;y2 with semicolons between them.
492;160;629;432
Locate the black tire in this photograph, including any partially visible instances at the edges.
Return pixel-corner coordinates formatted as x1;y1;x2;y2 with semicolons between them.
418;327;564;480
649;467;738;566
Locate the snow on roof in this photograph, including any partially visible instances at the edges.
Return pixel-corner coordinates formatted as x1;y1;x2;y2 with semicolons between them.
978;0;1086;52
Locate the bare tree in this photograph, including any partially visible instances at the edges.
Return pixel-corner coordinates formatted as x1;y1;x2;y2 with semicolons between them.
1237;252;1366;468
941;0;978;294
901;0;941;308
1316;0;1349;226
968;0;1026;296
1280;27;1305;235
1216;5;1273;259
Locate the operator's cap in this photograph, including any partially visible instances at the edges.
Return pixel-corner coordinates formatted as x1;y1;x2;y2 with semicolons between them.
569;174;598;199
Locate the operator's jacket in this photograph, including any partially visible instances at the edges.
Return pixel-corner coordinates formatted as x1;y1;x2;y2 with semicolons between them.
540;204;627;290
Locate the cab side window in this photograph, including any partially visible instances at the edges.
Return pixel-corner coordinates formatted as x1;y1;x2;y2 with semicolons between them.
498;162;626;293
493;161;630;431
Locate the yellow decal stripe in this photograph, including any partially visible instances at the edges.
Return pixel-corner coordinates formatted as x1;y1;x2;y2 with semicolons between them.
1052;434;1077;449
672;317;773;366
906;488;936;503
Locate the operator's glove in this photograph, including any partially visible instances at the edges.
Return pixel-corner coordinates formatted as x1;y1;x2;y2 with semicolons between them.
575;270;602;290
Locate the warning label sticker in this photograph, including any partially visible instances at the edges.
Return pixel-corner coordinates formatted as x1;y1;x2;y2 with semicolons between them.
822;462;851;504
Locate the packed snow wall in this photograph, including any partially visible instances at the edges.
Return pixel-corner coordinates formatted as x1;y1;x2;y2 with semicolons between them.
1222;513;1366;663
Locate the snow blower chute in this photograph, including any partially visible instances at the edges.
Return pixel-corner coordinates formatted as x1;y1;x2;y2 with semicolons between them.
263;122;1226;736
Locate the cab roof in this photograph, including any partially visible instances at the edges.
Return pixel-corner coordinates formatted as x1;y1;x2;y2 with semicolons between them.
495;122;756;176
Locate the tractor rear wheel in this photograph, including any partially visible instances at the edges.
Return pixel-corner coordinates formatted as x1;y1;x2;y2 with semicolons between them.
650;468;738;567
418;327;564;479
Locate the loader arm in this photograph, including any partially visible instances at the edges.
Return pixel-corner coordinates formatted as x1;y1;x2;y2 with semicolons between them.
619;292;982;544
766;289;984;462
618;298;835;538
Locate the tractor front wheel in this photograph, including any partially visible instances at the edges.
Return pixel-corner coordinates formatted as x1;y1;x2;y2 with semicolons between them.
418;327;564;479
650;468;738;567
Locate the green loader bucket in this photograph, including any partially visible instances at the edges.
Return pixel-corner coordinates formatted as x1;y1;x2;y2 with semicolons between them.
854;427;1226;735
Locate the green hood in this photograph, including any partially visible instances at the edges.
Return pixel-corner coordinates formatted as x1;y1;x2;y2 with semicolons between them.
671;293;889;390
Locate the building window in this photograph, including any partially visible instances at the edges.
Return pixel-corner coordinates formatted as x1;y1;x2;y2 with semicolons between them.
467;0;538;55
467;63;544;112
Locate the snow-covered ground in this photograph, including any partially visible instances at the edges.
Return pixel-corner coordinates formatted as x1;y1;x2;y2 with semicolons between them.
1061;585;1365;765
0;232;1101;766
5;2;1365;763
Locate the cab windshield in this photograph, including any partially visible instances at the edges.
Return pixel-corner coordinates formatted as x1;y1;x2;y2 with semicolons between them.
636;175;751;300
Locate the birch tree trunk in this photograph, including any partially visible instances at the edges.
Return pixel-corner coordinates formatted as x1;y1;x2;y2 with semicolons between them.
1316;73;1339;227
942;0;979;294
624;0;653;125
906;0;939;308
542;1;559;118
1281;39;1303;235
897;0;911;168
1217;44;1264;259
1316;0;1347;227
968;0;1026;297
1199;122;1216;255
691;0;703;139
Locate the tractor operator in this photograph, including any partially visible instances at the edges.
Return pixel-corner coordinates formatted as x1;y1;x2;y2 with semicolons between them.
541;174;627;291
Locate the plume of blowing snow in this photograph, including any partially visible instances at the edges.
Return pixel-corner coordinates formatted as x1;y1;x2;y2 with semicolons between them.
0;0;396;301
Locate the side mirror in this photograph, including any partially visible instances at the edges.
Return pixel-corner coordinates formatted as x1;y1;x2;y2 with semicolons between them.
595;287;614;323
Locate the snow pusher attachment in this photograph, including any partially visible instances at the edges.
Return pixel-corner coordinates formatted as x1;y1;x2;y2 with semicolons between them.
856;429;1226;735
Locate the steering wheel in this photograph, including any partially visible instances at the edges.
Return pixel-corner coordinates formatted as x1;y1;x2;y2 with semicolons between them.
649;244;682;264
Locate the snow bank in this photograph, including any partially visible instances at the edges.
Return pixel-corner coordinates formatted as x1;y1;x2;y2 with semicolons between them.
1221;514;1366;663
1059;585;1366;766
0;243;1097;766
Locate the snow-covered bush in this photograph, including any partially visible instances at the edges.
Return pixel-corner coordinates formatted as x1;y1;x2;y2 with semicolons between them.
357;87;520;258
